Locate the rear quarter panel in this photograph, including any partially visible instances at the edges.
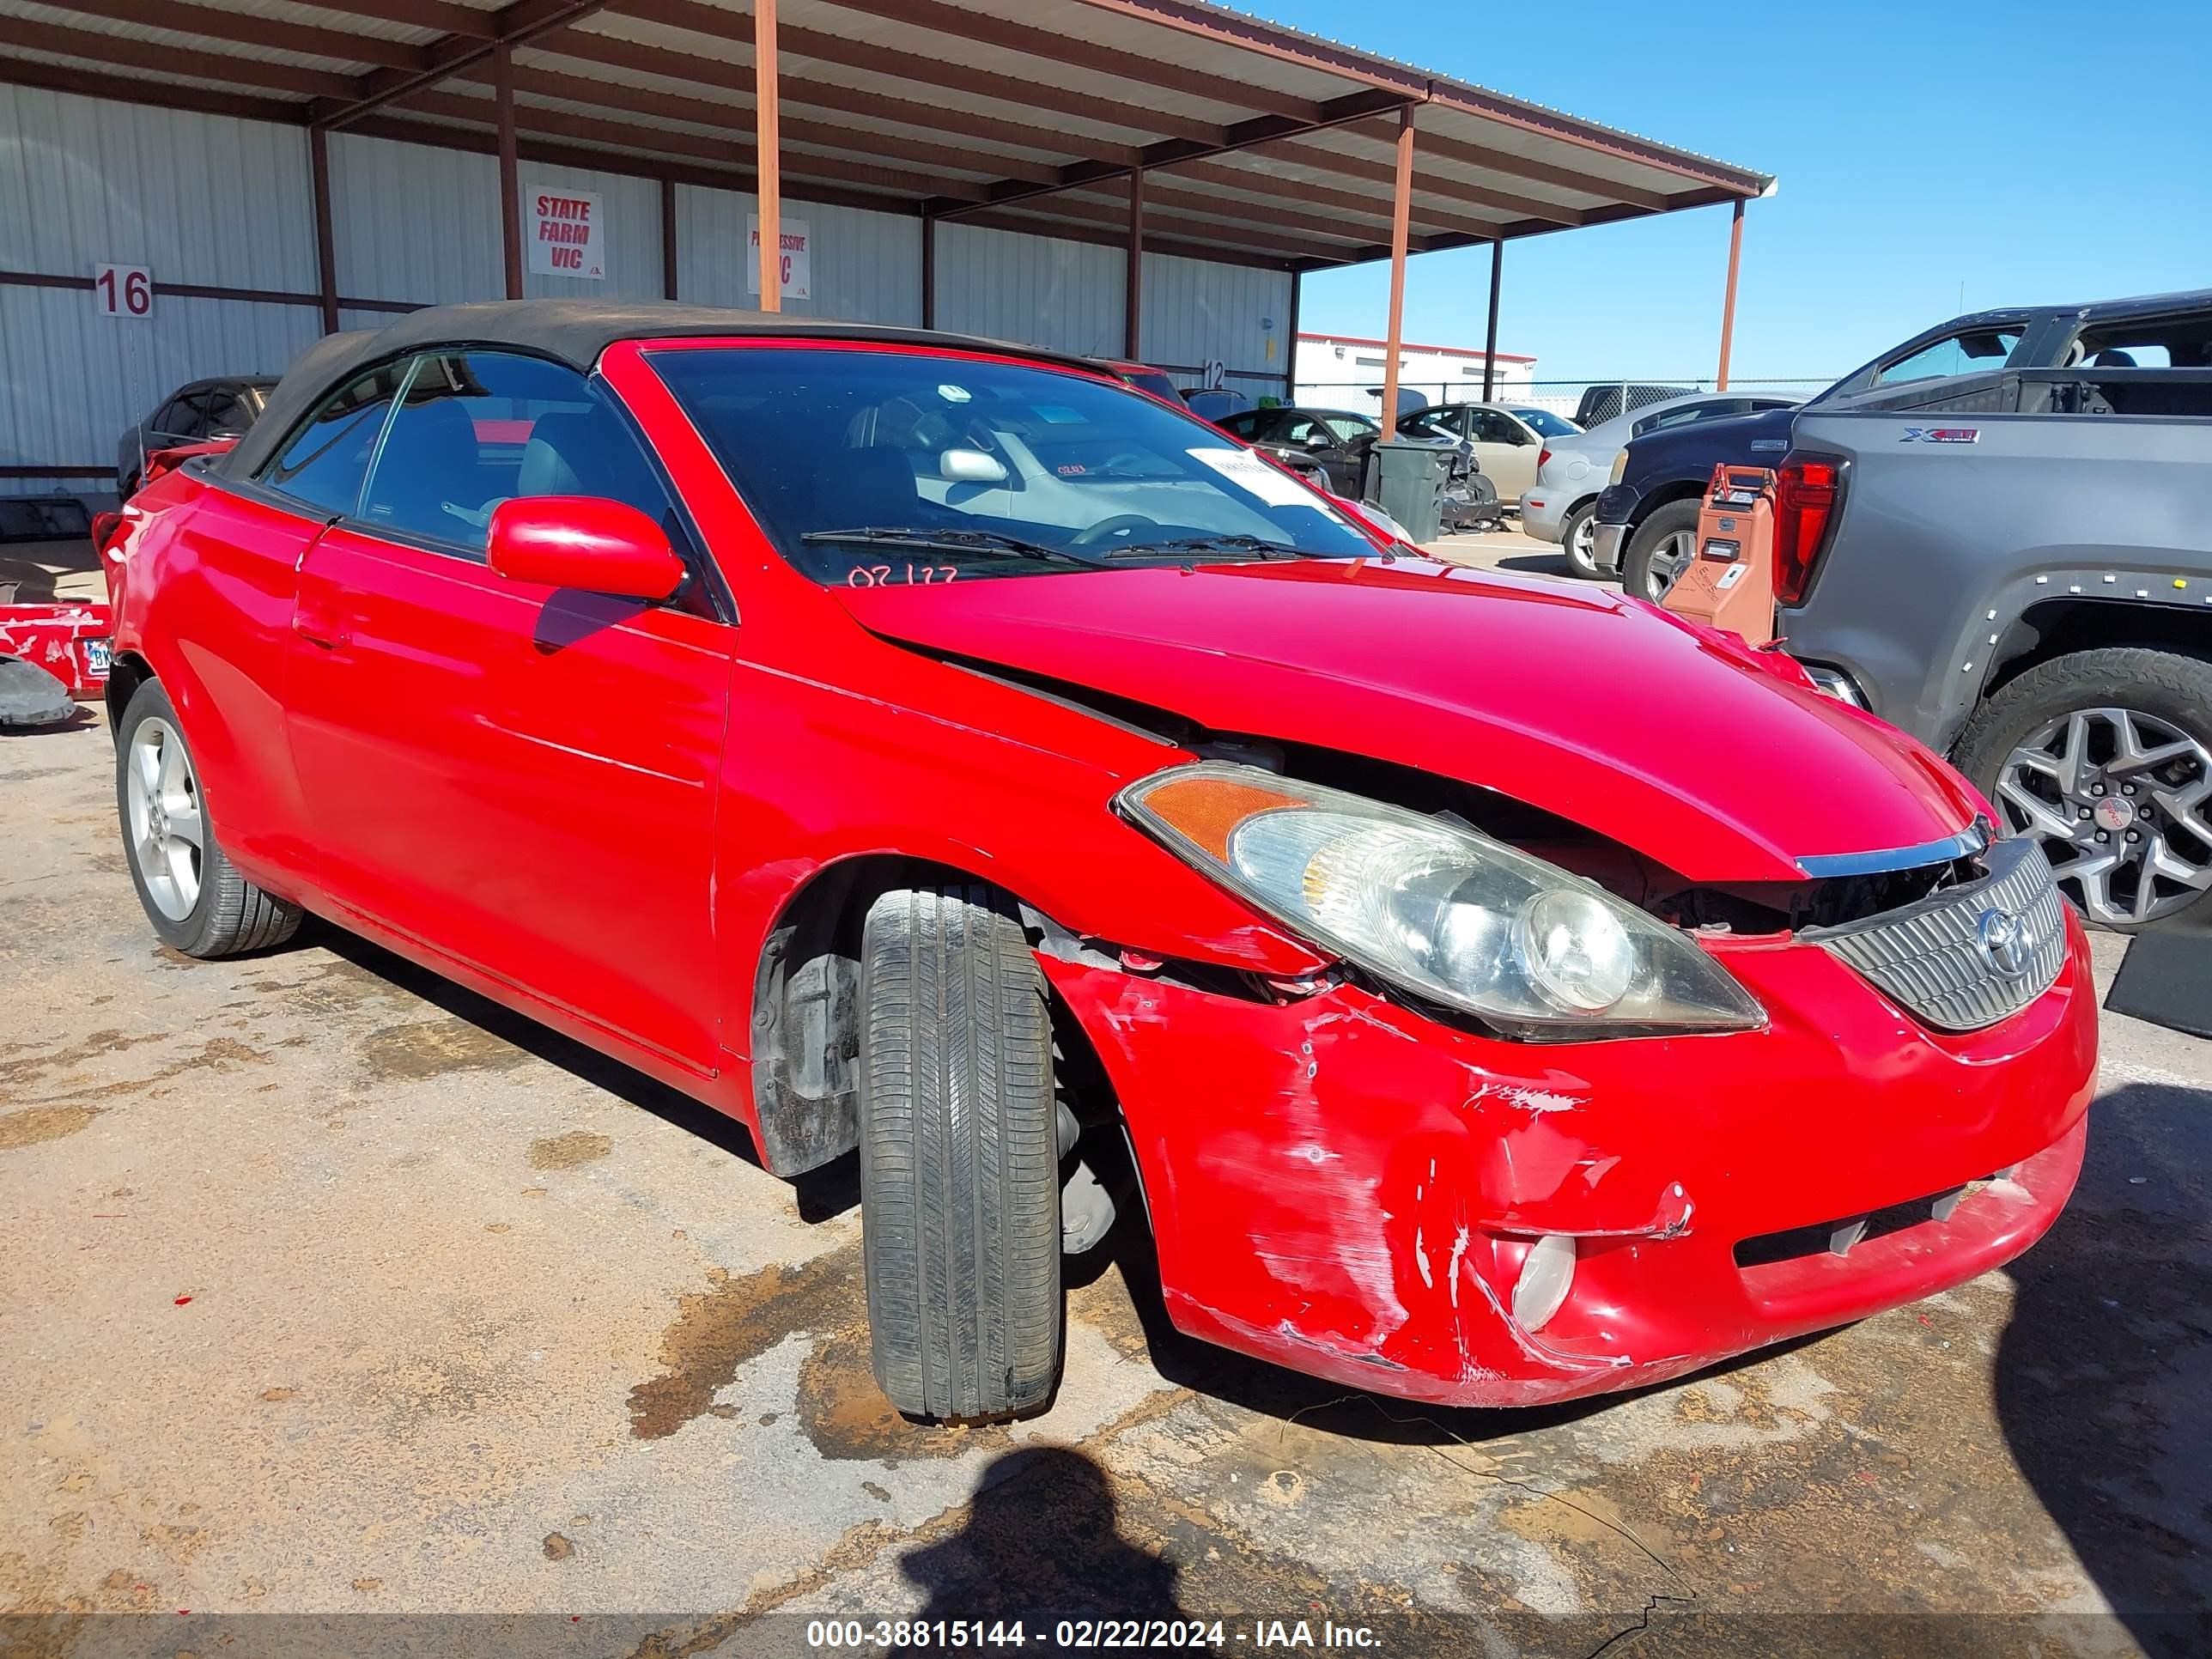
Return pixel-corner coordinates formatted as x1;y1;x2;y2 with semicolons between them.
1779;413;2212;751
112;469;324;893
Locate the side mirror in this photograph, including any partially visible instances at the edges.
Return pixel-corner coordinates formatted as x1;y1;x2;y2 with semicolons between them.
488;495;684;601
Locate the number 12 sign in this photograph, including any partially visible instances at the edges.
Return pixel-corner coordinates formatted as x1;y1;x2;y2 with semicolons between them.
93;264;154;319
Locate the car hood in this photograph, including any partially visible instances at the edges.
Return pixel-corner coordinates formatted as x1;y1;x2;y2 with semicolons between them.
837;557;1981;884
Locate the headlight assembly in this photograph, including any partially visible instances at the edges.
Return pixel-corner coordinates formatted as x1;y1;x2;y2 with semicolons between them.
1117;763;1764;1041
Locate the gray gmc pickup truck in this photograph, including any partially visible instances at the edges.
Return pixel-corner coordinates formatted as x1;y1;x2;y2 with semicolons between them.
1779;295;2212;928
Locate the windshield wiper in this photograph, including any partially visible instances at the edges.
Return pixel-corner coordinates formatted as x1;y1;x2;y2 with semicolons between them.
1100;533;1310;561
799;526;1098;567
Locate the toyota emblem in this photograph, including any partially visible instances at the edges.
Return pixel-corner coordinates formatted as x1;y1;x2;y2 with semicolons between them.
1978;908;2033;979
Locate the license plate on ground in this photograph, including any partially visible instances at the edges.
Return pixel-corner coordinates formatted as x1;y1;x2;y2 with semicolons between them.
83;639;111;676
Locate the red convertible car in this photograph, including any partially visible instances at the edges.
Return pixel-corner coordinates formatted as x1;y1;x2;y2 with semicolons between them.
104;302;2096;1420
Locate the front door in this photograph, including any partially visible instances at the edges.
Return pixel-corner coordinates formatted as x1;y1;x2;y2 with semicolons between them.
282;349;733;1073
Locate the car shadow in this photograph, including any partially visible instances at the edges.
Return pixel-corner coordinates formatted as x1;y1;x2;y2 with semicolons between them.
1993;1079;2212;1657
312;922;860;1221
897;1444;1188;1628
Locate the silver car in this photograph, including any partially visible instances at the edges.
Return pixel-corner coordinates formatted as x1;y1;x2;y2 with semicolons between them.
1522;392;1800;578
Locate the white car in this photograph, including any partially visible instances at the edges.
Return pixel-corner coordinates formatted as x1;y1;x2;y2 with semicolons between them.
1394;402;1583;507
1522;392;1801;577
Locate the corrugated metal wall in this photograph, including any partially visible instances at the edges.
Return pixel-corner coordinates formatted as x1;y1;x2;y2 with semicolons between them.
3;83;1294;497
0;83;322;494
1140;250;1291;392
676;186;922;325
935;222;1125;359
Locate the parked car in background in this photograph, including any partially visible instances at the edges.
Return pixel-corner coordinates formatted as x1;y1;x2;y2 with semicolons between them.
1522;393;1801;578
103;299;2096;1424
1595;290;2212;599
1213;405;1379;498
1394;403;1576;506
1097;358;1183;404
1772;300;2212;928
1182;386;1256;423
1572;382;1693;428
117;376;275;500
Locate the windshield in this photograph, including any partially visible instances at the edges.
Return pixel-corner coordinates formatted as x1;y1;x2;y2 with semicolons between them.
649;347;1378;582
1510;408;1579;437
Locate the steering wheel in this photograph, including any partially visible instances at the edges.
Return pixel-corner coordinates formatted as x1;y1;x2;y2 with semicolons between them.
1069;514;1162;550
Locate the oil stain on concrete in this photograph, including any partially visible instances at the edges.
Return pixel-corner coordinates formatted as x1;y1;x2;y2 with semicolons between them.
0;1104;100;1149
526;1130;613;1170
359;1018;529;1079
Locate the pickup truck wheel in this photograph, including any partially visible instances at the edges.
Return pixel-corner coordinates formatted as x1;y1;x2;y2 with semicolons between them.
115;679;304;957
1954;647;2212;929
1559;501;1601;579
860;884;1061;1421
1622;501;1701;603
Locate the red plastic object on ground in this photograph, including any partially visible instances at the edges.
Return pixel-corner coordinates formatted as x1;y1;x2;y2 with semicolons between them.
0;599;112;698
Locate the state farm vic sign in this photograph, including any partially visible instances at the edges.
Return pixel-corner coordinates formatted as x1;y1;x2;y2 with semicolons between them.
527;189;604;281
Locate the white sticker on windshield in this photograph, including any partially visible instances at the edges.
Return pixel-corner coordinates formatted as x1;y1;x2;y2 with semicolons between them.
938;383;972;403
1187;446;1315;507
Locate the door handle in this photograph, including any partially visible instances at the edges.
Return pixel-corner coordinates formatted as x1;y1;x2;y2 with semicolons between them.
292;613;349;650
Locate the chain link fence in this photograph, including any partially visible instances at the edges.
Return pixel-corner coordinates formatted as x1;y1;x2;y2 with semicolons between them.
1288;376;1837;422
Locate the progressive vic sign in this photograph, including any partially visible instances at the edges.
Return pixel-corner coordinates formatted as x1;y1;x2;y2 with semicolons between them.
528;190;604;281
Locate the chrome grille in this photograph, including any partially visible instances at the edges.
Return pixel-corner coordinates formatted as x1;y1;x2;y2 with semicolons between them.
1806;838;2068;1032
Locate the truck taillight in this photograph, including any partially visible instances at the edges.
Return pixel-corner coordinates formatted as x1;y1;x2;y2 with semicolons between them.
1773;455;1840;606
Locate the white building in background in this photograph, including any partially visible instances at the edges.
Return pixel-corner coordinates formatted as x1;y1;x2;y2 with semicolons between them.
1292;331;1537;417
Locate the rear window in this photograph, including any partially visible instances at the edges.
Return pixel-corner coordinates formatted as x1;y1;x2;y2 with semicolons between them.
649;347;1377;583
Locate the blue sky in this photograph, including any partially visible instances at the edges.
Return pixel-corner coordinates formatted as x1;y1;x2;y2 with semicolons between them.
1265;0;2211;386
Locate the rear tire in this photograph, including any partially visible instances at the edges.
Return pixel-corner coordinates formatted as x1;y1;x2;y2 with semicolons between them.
115;679;304;957
1622;500;1702;603
860;884;1061;1420
1559;501;1600;579
1953;647;2212;930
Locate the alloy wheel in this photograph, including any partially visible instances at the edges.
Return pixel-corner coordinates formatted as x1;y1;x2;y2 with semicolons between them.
1995;705;2212;927
1570;514;1597;569
126;715;204;921
1642;528;1698;601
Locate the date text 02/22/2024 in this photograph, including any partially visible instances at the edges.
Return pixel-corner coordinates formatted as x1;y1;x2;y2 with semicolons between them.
804;1619;1382;1649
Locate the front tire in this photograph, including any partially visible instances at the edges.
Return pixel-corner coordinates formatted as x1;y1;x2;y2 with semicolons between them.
1953;647;2212;930
859;884;1062;1420
1622;500;1702;603
115;679;303;957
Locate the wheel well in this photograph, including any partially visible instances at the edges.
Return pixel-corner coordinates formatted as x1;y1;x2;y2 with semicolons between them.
1626;479;1704;531
746;856;1118;1181
1987;600;2212;699
104;651;152;738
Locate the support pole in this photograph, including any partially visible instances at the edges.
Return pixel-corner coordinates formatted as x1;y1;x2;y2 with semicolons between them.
1481;239;1503;403
1378;104;1415;441
1282;267;1301;399
1717;198;1744;390
921;210;935;328
661;178;678;301
309;124;339;334
495;41;521;300
1123;166;1144;361
755;0;781;313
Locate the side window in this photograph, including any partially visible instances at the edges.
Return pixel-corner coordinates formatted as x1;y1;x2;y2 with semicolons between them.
1276;415;1338;448
1215;410;1265;439
261;361;410;517
154;392;206;438
1468;410;1528;445
203;389;252;437
1874;328;2022;387
1400;409;1456;441
358;350;674;558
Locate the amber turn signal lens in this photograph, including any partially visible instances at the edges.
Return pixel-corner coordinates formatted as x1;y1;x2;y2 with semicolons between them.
1128;772;1310;860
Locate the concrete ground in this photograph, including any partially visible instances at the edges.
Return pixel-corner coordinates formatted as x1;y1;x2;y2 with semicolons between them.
4;558;2211;1658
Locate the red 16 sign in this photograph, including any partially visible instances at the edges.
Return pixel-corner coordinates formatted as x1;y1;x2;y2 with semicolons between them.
93;264;154;319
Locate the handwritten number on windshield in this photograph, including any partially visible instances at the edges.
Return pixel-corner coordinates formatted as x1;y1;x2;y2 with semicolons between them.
846;563;960;588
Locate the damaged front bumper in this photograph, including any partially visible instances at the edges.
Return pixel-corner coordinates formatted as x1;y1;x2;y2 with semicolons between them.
1040;915;2096;1408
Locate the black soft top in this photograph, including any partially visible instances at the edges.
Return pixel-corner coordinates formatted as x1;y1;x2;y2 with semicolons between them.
222;299;1106;481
